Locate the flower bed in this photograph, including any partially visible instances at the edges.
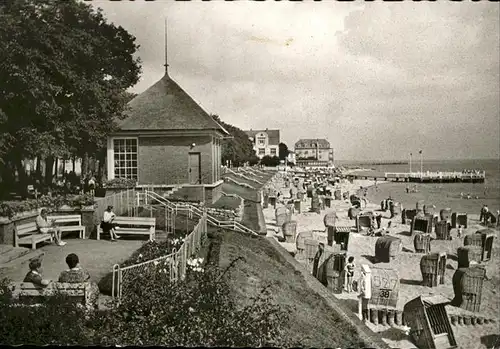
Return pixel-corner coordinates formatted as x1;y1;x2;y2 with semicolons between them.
0;194;95;219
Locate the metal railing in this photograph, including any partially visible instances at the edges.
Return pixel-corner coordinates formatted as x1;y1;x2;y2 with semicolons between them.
142;189;258;237
111;213;208;300
94;189;136;219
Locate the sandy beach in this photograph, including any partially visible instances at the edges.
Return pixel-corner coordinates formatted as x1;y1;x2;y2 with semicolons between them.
263;173;500;349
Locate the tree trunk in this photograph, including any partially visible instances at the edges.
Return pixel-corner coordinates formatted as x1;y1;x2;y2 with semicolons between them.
81;152;89;178
72;157;76;172
16;159;28;197
44;156;54;185
35;156;42;178
97;150;106;184
54;158;59;178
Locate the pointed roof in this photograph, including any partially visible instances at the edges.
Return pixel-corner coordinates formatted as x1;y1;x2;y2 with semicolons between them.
117;73;229;134
245;129;280;145
295;138;331;149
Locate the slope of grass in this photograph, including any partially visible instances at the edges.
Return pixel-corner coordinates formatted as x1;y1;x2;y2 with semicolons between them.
216;229;383;348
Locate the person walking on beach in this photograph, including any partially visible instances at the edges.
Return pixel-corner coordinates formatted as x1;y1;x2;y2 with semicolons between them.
457;225;463;239
376;213;382;229
345;256;355;293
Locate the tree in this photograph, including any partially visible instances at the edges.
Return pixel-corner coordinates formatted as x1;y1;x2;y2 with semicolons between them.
0;0;141;188
211;115;259;167
278;143;289;161
260;155;280;167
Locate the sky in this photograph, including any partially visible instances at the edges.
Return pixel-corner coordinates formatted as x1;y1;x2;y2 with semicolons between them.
90;0;499;161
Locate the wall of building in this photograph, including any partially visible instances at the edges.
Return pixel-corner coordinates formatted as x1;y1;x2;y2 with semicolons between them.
138;135;213;185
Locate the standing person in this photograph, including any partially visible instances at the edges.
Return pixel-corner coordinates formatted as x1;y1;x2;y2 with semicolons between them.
358;264;372;321
457;225;463;239
375;213;382;229
101;205;120;242
23;258;52;286
483;205;489;225
88;175;96;197
36;209;66;246
345;256;355;293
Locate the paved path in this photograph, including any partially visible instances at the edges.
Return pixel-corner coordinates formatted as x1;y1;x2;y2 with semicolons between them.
0;238;144;284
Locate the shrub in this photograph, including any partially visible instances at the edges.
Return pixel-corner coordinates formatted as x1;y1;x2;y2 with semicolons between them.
92;258;292;347
103;178;136;189
0;194;96;218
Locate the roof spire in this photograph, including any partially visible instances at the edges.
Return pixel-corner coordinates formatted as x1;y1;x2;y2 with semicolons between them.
164;17;169;76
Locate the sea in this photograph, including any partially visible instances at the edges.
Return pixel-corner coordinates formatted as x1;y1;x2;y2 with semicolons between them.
336;159;500;216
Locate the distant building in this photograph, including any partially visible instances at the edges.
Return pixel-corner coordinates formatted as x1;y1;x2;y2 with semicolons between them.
287;151;296;164
294;138;334;167
245;129;280;159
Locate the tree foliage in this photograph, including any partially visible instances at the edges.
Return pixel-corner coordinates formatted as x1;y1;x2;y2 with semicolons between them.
260;155;281;167
211;115;259;166
278;142;289;161
0;0;141;186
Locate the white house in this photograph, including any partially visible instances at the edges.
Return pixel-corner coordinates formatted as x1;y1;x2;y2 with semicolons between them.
245;129;280;159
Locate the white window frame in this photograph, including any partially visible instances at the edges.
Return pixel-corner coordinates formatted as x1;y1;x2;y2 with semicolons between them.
258;148;265;155
108;137;139;180
270;148;277;156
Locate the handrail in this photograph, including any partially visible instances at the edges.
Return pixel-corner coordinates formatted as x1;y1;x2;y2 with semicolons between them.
143;189;258;236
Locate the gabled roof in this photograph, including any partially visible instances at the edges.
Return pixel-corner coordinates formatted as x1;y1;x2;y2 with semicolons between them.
117;74;229;134
245;129;280;145
295;138;331;149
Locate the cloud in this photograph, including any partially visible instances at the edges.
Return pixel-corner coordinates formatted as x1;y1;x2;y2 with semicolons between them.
90;0;499;160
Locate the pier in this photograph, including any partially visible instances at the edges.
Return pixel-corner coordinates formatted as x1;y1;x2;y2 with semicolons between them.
345;171;485;183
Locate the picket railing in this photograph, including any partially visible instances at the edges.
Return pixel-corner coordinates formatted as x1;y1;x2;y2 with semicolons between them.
142;190;258;237
94;189;136;220
112;212;208;300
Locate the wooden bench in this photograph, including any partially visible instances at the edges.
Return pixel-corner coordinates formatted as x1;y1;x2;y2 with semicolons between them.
14;222;53;250
7;282;98;310
97;216;156;241
48;214;86;239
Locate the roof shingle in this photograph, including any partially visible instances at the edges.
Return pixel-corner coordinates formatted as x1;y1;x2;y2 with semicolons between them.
117;74;228;134
295;139;331;149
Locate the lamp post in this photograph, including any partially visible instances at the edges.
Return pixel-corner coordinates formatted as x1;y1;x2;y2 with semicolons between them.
419;150;423;176
409;152;412;173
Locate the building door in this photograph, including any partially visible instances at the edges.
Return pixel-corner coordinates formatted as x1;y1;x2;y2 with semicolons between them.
188;152;201;184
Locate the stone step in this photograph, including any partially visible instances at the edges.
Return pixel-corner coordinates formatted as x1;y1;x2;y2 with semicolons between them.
0;248;44;271
0;245;32;265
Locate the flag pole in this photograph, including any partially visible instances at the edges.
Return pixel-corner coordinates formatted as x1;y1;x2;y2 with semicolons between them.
409;153;412;173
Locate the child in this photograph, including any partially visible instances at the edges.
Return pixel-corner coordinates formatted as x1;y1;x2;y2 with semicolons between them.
345;256;355;293
457;225;463;238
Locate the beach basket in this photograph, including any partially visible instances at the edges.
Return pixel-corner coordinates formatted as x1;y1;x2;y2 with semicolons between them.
275;206;288;219
306;186;314;198
324;196;332;208
375;236;402;263
293;199;301;214
389;201;402;219
350;194;361;207
380;200;387;211
263;194;269;209
356;213;373;232
369;267;400;309
304;238;320;262
348;207;361;220
416;200;425;211
403;296;457;349
295;231;313;257
413;233;432;254
411;215;433;236
402;208;417;225
435;221;451;240
451;212;468;229
269;196;277;208
440;208;452;222
276;213;289;232
457;246;482;268
282;221;297;243
310;195;321;214
334;229;350;251
420;252;447;287
323;253;347;293
323;212;338;228
334;189;341;200
451;266;486;312
464;229;495;262
423;204;436;216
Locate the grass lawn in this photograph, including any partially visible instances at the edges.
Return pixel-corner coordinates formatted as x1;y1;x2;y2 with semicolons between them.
208;196;241;211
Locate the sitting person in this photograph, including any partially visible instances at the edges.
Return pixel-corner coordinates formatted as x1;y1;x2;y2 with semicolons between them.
36;208;66;246
58;253;100;308
23;258;51;287
101;205;120;242
58;253;91;283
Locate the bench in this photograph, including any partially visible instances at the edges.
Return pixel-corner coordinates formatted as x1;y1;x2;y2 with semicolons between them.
48;214;86;239
97;216;156;241
14;222;53;250
7;282;99;310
